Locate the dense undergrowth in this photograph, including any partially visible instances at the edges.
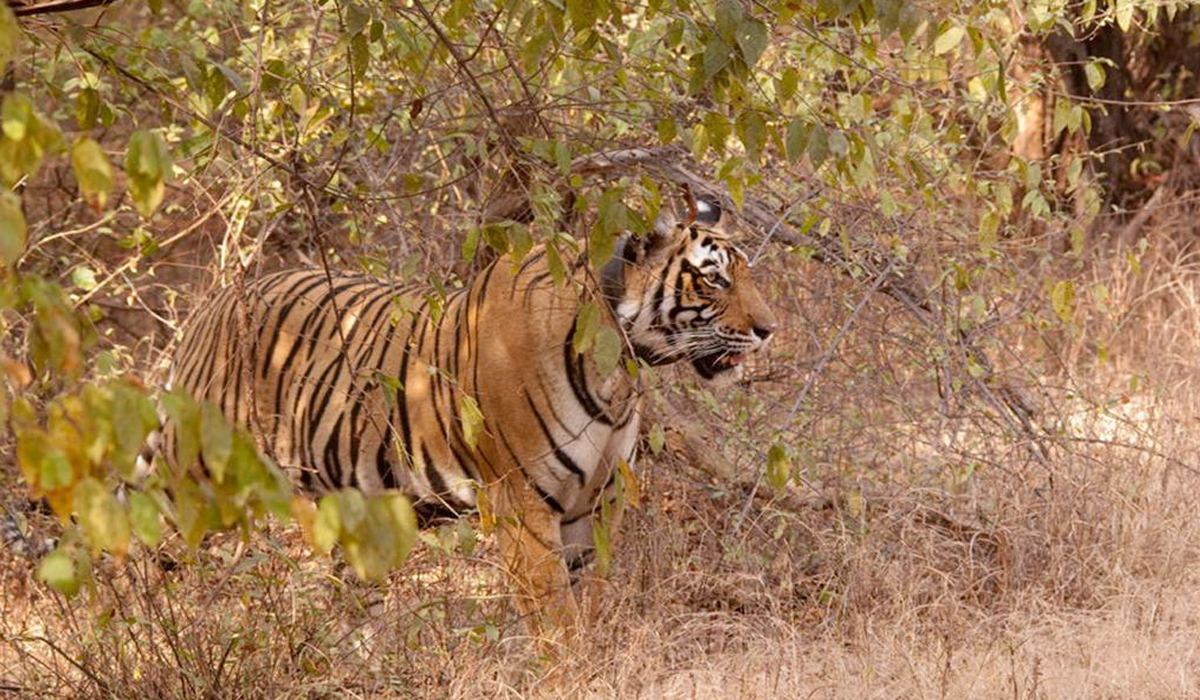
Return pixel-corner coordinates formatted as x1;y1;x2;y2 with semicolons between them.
4;0;1200;697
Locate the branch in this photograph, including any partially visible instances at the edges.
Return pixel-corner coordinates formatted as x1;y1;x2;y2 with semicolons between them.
568;146;1049;459
8;0;116;16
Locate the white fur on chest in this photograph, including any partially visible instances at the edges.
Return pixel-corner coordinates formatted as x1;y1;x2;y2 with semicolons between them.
536;367;642;518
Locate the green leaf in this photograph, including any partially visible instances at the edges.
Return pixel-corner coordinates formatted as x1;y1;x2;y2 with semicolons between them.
592;504;613;575
288;84;307;117
0;190;26;267
74;476;131;557
648;424;665;455
38;548;79;595
828;130;849;160
593;326;622;376
161;390;201;473
656;117;677;144
71;265;97;291
0;4;17;72
978;211;999;252
735;18;769;67
766;442;790;491
341;492;417;581
786;118;811;163
807;123;829;169
124;130;172;218
573;301;601;355
567;0;597;32
933;25;964;55
898;4;922;44
72;138;114;209
736;109;766;161
199;402;233;483
777;67;798;102
173;479;215;548
1051;280;1075;324
345;2;370;35
459;394;484;449
457;518;476;556
876;0;901;36
589;211;620;269
39;449;73;491
1084;61;1106;92
702;37;731;80
714;0;744;41
381;493;417;563
1;92;30;141
351;33;369;75
335;488;367;532
1081;0;1097;22
1114;0;1133;31
128;491;161;547
314;494;341;553
110;382;156;478
75;88;100;131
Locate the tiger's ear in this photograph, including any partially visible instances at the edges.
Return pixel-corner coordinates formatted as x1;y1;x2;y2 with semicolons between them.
636;205;680;261
693;197;723;226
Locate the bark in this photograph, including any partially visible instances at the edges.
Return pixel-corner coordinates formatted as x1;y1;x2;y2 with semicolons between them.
1045;23;1140;207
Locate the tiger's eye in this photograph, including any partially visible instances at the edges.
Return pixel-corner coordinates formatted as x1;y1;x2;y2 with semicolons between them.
704;272;729;289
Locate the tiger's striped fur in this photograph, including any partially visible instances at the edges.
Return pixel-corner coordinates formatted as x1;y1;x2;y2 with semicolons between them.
165;199;777;630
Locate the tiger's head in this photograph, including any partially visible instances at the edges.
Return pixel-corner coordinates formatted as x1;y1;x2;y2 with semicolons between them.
601;198;778;381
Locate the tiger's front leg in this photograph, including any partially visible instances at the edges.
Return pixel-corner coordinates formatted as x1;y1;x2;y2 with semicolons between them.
561;500;625;630
489;479;580;648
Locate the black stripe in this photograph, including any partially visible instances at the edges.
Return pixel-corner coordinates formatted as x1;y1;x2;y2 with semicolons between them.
427;295;478;482
563;320;611;425
495;426;564;514
174;288;224;391
534;484;564;514
258;272;331;379
394;299;429;480
324;418;342;487
562;511;590;525
510;248;548;295
522;270;554;306
421;443;444;493
270;278;365;438
524;392;585;486
445;290;482;482
446;288;477;480
469;263;498;404
192;296;238;400
301;285;381;471
377;432;399;489
648;273;667;332
344;287;403;478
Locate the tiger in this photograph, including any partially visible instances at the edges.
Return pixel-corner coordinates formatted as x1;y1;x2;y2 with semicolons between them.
163;196;777;633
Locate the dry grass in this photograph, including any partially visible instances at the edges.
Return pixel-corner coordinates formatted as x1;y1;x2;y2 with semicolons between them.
7;187;1200;698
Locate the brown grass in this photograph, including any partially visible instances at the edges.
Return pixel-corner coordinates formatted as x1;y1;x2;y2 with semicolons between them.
6;177;1200;698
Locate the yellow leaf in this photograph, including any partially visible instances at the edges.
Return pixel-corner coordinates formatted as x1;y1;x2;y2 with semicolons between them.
618;458;640;508
933;25;964;55
71;138;114;208
1051;280;1075;323
459;394;484;449
0;190;26;267
1114;0;1133;31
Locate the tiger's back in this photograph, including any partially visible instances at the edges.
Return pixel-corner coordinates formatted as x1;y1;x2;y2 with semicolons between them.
169;255;639;522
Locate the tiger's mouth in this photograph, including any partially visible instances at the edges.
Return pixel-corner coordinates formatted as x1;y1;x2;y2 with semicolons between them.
691;350;749;380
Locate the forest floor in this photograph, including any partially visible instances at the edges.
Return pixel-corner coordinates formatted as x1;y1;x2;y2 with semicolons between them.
4;185;1200;700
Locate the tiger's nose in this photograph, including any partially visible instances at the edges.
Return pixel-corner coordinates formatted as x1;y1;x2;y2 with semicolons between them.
752;323;775;341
